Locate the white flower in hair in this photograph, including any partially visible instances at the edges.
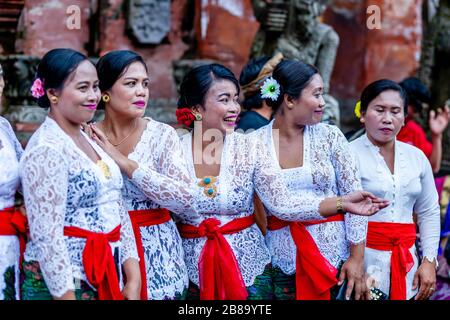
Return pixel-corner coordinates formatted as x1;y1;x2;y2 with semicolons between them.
260;77;280;101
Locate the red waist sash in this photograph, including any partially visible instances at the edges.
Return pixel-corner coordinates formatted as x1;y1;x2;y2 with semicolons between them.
267;214;345;300
64;225;123;300
178;215;255;300
0;207;28;267
129;208;171;300
366;221;416;300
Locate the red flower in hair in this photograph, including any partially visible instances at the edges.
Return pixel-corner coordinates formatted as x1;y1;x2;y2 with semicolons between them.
176;108;195;126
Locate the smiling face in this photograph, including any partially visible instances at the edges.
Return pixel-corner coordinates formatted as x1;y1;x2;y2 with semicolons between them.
361;90;405;146
288;73;325;125
50;60;101;124
104;61;149;118
194;79;241;135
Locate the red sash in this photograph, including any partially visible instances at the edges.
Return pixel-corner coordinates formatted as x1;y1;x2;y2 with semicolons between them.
129;208;171;300
366;221;416;300
0;207;28;267
178;215;255;300
267;214;345;300
64;225;123;300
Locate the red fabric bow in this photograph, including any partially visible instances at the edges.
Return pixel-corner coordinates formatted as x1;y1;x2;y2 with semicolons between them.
176;108;196;127
366;221;416;300
0;207;28;268
64;225;124;300
267;214;345;300
178;215;255;300
129;208;171;300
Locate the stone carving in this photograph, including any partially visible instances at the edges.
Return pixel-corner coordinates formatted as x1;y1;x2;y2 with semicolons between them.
127;0;171;44
0;55;46;144
0;55;39;105
419;0;450;172
251;0;340;126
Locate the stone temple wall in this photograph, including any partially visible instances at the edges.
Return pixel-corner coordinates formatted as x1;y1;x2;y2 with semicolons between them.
0;0;425;144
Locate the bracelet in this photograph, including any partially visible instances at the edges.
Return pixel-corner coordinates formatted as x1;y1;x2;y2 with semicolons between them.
336;196;344;214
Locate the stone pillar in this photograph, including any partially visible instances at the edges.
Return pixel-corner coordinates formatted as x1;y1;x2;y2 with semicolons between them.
323;0;423;131
194;0;260;76
15;0;92;56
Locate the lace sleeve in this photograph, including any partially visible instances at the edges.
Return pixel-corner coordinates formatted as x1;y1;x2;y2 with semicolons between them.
0;117;23;160
156;126;199;221
329;126;367;245
251;136;325;222
414;152;440;262
118;196;139;263
21;145;75;297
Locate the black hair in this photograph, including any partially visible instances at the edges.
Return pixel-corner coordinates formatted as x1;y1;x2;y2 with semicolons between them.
34;48;89;108
96;50;148;109
264;59;318;113
398;77;430;114
178;63;239;108
360;79;408;114
239;56;270;111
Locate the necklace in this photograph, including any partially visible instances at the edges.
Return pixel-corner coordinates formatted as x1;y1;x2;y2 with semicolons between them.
96;159;111;179
105;119;138;147
198;176;218;198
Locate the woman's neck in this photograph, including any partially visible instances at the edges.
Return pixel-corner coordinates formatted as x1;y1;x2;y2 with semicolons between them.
101;111;138;138
48;110;82;139
366;133;395;154
273;111;305;140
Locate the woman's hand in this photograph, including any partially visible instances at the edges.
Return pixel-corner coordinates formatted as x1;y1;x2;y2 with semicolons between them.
429;105;450;137
90;124;138;178
412;258;437;300
81;122;94;138
342;191;389;216
338;255;366;300
122;258;141;300
122;279;141;300
89;124;122;160
53;290;76;300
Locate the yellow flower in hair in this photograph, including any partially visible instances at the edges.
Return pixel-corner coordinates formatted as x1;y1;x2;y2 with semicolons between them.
354;101;361;119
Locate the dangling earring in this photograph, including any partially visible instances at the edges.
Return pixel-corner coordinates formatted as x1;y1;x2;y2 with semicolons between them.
102;94;110;103
50;96;59;104
194;113;202;121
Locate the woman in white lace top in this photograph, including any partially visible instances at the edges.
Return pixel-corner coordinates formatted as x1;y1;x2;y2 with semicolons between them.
0;93;25;300
91;50;195;300
251;60;373;300
349;79;440;300
172;63;387;300
20;49;140;300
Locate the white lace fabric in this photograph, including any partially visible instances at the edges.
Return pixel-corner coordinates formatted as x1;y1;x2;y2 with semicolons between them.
350;134;440;299
123;118;189;299
178;131;329;287
0;117;23;300
0;117;22;210
256;121;367;274
20;117;138;298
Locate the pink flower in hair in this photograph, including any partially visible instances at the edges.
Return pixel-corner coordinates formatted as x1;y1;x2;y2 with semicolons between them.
30;78;45;98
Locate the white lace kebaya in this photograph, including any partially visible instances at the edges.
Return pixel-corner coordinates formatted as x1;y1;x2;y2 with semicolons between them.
122;117;192;300
350;134;440;300
254;120;368;274
0;116;23;300
20;117;139;298
176;130;329;288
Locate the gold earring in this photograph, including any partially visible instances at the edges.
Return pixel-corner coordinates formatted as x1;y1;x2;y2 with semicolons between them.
194;113;202;121
102;94;110;103
50;96;58;104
